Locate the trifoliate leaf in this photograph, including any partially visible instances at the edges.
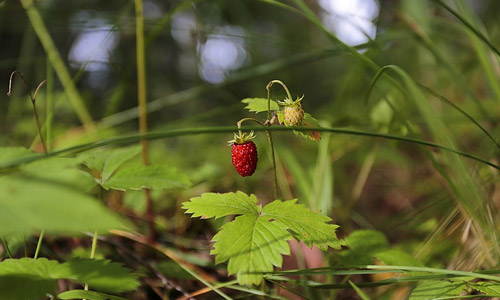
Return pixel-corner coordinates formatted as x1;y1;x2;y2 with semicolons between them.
100;164;191;191
58;290;128;300
183;191;343;285
409;280;466;300
262;199;343;250
0;177;130;236
53;258;139;293
211;214;292;285
183;191;259;219
242;98;279;113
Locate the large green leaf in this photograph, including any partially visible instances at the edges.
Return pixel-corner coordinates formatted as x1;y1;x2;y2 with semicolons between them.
182;191;258;219
100;164;191;191
0;177;130;235
211;214;292;285
409;280;466;300
262;199;343;250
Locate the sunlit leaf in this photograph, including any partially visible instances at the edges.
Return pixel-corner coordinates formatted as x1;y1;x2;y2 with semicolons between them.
262;199;343;250
182;191;258;219
183;191;342;285
211;214;292;285
241;98;279;113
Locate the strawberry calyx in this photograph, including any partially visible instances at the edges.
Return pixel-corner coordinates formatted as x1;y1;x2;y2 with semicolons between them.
227;130;256;145
277;95;304;107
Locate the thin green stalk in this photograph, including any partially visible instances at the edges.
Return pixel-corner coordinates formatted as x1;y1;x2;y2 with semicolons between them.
19;0;96;137
2;126;500;172
83;230;98;295
46;57;53;152
134;0;155;243
265;85;280;199
33;230;44;259
266;131;279;200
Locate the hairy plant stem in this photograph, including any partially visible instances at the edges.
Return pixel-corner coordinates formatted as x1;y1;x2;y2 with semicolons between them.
265;83;282;200
134;0;156;243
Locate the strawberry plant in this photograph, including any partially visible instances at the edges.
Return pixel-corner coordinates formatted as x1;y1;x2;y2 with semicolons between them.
3;0;500;299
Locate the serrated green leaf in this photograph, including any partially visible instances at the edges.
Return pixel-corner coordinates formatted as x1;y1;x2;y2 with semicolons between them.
241;98;279;113
0;177;130;235
183;191;259;219
58;290;128;300
211;214;292;285
470;281;500;296
53;258;139;293
262;199;343;250
409;280;466;300
100;164;191;191
101;146;141;182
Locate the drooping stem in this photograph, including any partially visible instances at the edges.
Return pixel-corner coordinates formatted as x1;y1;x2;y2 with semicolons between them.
266;79;293;102
7;71;47;153
134;0;156;242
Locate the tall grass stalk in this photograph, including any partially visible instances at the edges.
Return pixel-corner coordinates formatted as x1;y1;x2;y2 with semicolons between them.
134;0;156;242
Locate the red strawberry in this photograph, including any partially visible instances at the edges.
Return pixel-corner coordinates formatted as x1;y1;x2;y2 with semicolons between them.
228;131;258;177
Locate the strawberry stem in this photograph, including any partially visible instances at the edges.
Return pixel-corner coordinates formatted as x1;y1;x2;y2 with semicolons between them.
266;79;293;103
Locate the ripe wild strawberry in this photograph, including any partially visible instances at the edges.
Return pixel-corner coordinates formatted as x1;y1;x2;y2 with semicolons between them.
278;95;305;126
228;131;258;177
